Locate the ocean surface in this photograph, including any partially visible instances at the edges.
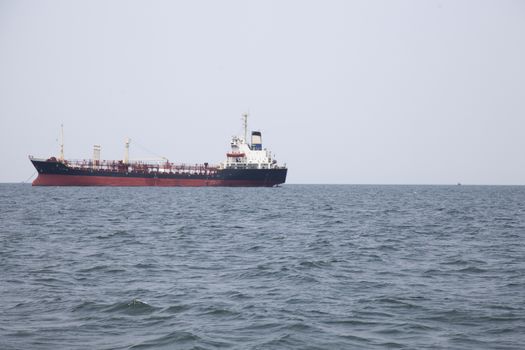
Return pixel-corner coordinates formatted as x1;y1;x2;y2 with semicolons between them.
1;184;524;349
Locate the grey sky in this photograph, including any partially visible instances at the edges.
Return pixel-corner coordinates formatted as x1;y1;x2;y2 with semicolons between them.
1;0;524;184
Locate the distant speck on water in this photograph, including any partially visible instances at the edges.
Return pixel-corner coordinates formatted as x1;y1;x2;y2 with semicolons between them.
1;184;524;349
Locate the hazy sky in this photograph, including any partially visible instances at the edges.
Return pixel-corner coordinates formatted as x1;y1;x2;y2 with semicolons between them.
1;0;524;184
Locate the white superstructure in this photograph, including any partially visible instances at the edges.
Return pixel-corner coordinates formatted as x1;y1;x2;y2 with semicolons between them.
219;115;283;170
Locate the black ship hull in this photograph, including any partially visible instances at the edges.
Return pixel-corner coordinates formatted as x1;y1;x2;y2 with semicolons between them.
30;159;287;187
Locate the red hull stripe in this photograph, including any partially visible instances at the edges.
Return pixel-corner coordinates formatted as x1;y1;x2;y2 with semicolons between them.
32;174;277;187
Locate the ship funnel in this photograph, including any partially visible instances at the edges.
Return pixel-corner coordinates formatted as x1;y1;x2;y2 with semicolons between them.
251;131;262;150
93;145;101;168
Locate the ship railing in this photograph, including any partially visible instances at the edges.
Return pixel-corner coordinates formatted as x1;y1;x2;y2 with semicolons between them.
60;159;219;175
223;162;287;170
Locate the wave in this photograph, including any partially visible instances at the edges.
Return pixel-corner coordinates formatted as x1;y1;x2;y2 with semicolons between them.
129;331;201;349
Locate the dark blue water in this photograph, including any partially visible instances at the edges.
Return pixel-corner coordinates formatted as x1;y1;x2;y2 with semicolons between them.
1;184;524;349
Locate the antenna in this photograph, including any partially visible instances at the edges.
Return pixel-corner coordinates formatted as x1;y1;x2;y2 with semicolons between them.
242;113;248;143
59;124;64;161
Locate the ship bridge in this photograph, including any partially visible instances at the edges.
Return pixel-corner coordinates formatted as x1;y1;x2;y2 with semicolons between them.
220;116;285;170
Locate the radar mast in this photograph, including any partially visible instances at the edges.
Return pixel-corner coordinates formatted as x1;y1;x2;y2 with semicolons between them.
59;124;64;161
242;113;248;143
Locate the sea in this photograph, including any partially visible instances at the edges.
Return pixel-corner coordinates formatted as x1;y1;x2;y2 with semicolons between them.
1;184;524;349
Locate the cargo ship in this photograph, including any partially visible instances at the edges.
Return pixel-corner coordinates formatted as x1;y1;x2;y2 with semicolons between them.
29;115;287;187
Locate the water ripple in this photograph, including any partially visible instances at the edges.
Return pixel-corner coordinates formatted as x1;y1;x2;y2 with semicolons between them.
1;184;525;349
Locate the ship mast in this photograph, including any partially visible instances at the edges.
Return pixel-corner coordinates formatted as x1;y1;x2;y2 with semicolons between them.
59;124;64;161
124;138;130;164
243;113;248;143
